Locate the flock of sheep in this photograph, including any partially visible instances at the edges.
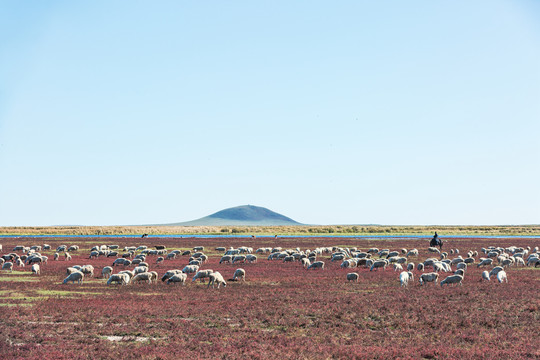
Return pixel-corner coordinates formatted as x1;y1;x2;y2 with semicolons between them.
1;241;539;290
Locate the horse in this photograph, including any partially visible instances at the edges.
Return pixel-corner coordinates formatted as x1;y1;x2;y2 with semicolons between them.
430;237;443;250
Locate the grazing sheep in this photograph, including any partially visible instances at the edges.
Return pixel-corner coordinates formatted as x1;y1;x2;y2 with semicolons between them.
54;253;59;261
31;264;40;275
514;257;525;267
477;258;493;268
301;258;311;269
407;263;414;271
134;266;149;275
399;271;414;287
456;262;467;271
102;266;113;279
406;249;419;257
107;273;130;285
497;270;508;283
192;269;214;283
393;263;403;272
347;272;359;282
307;261;325;270
489;266;504;277
454;269;465;277
331;253;346;262
419;272;439;285
182;265;199;274
112;258;130;267
232;268;246;282
2;262;13;272
80;265;95;277
417;263;424;272
232;255;246;264
193;246;204;252
64;252;72;261
207;272;227;288
440;274;464;287
216;247;227;252
63;271;84;285
167;273;188;285
131;272;154;284
161;269;183;282
370;260;388;271
481;271;490;281
428;247;441;254
156;257;164;264
66;267;79;275
117;270;135;281
219;255;232;264
246;254;257;263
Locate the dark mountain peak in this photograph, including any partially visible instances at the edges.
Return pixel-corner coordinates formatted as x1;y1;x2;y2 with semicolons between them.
164;205;302;226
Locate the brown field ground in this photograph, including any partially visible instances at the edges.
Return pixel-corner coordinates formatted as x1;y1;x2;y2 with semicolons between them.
0;235;538;359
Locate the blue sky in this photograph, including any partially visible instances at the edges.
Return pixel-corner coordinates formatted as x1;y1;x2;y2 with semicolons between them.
1;1;539;226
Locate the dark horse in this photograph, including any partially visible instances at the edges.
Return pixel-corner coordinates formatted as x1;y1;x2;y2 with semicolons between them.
430;233;443;250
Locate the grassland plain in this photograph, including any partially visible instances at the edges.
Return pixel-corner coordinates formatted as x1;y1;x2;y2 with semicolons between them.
1;225;540;236
0;236;538;359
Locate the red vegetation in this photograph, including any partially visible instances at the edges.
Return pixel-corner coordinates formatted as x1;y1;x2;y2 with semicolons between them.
0;236;538;359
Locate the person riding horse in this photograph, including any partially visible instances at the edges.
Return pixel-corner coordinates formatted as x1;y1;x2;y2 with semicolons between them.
430;232;443;250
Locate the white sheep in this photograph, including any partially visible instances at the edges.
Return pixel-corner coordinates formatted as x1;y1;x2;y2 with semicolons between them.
489;266;504;277
406;249;419;257
419;272;439;285
131;272;154;284
134;266;149;274
167;273;188;285
2;262;13;272
481;271;490;281
219;255;232;264
80;265;95;277
117;270;135;281
454;269;465;277
399;271;414;287
107;273;130;285
393;263;403;272
207;271;227;288
63;270;84;285
407;263;414;271
497;270;508;283
307;261;325;270
477;258;493;268
31;264;40;275
161;269;183;282
300;258;311;269
246;254;258;263
232;255;246;264
102;266;113;279
370;260;388;271
440;274;463;287
232;268;246;282
192;269;214;283
182;265;199;274
64;252;72;261
346;272;359;282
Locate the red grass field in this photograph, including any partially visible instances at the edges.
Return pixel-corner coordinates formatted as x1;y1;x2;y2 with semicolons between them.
0;236;538;359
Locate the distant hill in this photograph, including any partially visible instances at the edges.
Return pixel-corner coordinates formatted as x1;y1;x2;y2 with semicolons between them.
163;205;303;226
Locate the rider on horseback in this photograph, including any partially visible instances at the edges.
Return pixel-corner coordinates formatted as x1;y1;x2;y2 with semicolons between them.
430;232;443;250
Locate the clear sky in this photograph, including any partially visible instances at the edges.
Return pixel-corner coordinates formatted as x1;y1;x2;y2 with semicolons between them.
1;1;539;226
